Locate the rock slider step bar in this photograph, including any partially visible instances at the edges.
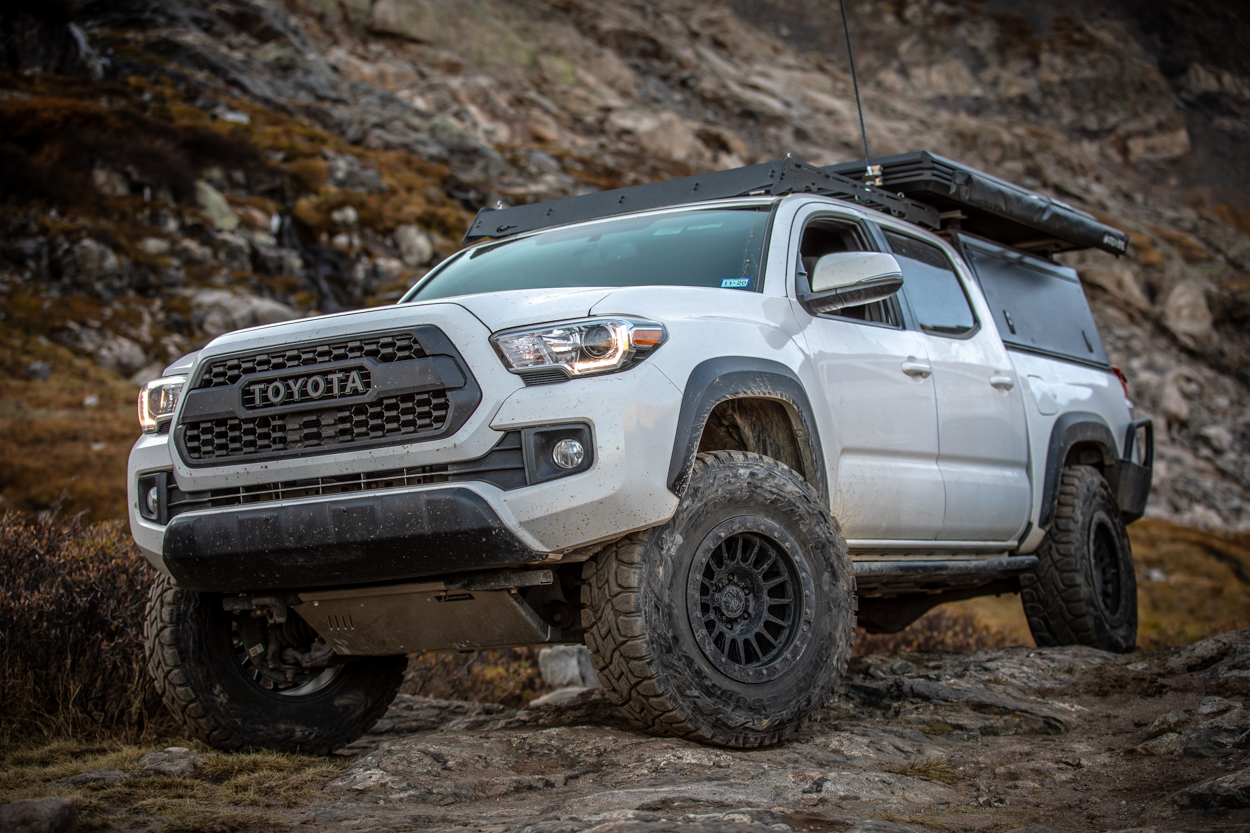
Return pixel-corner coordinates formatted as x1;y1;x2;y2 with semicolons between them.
855;555;1038;596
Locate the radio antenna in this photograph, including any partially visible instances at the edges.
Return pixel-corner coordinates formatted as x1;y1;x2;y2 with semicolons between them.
839;0;872;166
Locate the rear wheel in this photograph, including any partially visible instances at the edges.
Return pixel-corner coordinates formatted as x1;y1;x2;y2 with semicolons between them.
145;573;406;754
581;451;855;748
1020;465;1138;653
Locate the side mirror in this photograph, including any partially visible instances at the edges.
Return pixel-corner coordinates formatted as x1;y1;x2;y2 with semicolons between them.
800;251;904;314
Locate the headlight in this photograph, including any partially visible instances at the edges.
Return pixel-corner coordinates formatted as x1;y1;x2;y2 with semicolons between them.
137;375;186;433
490;318;667;380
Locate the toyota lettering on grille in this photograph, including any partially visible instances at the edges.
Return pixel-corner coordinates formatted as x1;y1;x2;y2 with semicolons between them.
244;369;369;409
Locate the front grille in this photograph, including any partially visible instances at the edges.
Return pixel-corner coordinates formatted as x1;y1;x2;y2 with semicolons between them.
177;327;481;467
198;333;425;389
163;432;526;520
183;390;450;461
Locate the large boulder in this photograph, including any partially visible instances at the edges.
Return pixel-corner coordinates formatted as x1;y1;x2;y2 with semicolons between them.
537;645;601;690
0;797;77;833
139;747;201;778
1170;766;1250;809
67;238;120;283
53;322;149;373
1079;260;1150;310
195;180;239;232
96;334;149;374
605;108;713;167
189;289;298;337
394;225;433;268
1162;281;1214;348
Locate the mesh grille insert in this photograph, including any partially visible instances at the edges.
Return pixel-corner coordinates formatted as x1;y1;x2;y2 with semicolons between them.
183;390;450;461
199;333;425;388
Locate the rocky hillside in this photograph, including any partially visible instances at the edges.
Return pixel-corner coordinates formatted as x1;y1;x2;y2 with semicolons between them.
0;0;1248;532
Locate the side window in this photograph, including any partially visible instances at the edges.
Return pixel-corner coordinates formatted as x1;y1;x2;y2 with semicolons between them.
799;219;900;327
884;231;976;337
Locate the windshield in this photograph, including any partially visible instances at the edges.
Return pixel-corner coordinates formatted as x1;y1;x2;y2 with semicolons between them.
405;207;771;302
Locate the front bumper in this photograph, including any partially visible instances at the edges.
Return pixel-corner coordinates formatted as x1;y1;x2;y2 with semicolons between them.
129;361;684;591
162;487;537;592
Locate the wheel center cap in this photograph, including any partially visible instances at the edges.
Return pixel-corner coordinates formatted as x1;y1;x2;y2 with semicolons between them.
717;584;747;619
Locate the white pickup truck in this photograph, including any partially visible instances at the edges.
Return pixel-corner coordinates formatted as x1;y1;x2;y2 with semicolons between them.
129;152;1152;753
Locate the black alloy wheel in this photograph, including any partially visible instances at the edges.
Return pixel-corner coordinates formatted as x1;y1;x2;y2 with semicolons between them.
686;520;813;683
1089;512;1126;618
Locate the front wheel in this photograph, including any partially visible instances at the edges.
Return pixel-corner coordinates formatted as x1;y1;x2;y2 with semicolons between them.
145;573;406;754
1020;465;1138;653
581;451;856;748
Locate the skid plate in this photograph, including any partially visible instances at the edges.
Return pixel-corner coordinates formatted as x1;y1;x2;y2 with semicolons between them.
298;580;559;655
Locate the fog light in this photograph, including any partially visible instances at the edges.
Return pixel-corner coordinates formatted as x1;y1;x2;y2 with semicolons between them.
146;486;159;516
552;439;585;469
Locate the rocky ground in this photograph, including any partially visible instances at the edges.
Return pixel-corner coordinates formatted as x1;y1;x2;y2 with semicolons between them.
10;629;1246;833
302;630;1250;832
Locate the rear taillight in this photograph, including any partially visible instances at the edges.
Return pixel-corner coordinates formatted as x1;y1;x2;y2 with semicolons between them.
1112;364;1129;399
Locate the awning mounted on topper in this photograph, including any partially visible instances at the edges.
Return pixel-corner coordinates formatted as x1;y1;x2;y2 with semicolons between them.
822;151;1129;257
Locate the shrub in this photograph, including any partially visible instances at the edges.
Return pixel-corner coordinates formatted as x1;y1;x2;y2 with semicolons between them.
0;96;266;209
0;511;172;744
853;607;1014;657
401;648;547;708
0;510;548;747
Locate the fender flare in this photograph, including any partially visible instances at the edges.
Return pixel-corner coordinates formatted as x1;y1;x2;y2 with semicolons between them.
1039;411;1119;528
667;357;828;507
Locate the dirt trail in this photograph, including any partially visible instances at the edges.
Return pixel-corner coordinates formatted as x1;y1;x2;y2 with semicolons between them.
272;631;1250;833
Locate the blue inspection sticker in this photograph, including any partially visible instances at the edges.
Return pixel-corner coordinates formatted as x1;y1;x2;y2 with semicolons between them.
719;278;751;289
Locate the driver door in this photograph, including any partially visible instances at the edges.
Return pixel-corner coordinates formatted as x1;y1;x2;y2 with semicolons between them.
788;207;945;541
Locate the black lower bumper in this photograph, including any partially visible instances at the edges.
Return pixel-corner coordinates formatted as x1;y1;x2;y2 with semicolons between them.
162;488;539;593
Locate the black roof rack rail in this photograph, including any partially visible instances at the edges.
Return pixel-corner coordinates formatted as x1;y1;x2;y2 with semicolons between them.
462;158;940;244
822;151;1129;256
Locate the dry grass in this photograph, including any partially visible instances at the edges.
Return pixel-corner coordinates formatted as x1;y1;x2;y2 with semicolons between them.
0;84;266;211
894;757;966;785
0;741;336;831
402;647;547;708
854;607;1016;657
0;330;140;521
0;512;172;746
1130;517;1250;647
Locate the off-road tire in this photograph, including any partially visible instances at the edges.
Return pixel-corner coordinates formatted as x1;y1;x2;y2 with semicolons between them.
581;450;856;748
1020;465;1137;653
145;573;407;754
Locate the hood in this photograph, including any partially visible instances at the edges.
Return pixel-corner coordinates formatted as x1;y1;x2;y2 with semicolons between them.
195;303;469;359
446;288;614;332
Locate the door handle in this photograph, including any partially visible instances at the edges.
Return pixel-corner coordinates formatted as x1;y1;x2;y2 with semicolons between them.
990;373;1015;391
901;358;932;379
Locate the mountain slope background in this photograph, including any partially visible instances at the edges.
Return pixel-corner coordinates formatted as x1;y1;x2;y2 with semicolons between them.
0;0;1248;643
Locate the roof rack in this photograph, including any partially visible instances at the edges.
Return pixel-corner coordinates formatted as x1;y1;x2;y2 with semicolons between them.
822;151;1129;256
462;158;940;244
